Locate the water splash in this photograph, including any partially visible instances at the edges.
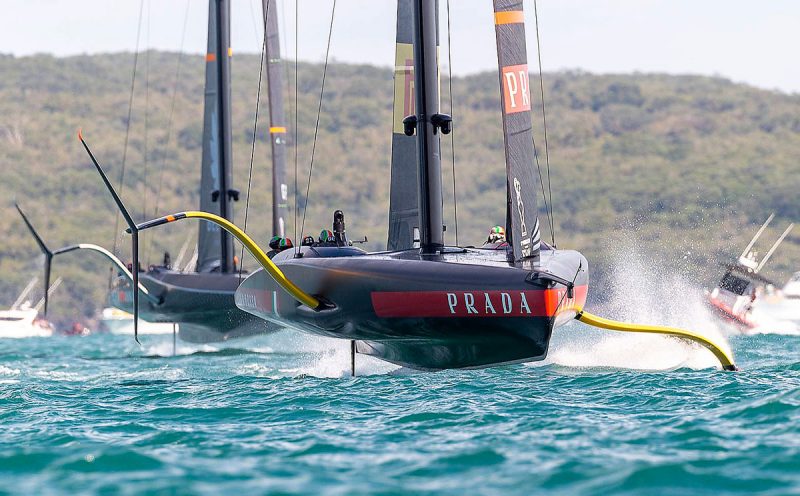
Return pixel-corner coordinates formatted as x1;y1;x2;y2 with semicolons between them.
0;365;20;376
748;303;800;335
541;240;733;371
749;321;800;336
141;340;219;358
275;333;400;378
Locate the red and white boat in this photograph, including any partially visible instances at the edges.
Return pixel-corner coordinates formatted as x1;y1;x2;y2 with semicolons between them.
706;214;795;332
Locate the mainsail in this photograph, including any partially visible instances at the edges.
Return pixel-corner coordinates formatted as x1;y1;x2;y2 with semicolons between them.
263;0;289;238
198;0;235;273
388;0;441;251
493;0;541;262
387;0;419;251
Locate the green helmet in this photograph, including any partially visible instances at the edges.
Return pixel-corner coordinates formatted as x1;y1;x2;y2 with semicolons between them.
269;236;293;250
488;225;506;243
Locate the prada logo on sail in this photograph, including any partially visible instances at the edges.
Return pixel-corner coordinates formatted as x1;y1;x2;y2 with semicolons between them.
502;64;531;114
513;177;532;257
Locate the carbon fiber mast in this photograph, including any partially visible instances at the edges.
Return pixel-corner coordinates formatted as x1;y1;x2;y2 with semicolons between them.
410;0;448;254
198;0;237;273
263;0;289;238
493;0;541;265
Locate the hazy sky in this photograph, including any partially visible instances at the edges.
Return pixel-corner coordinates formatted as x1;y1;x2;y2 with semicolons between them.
1;0;798;93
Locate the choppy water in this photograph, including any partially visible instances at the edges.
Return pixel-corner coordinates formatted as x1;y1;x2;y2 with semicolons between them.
1;321;798;495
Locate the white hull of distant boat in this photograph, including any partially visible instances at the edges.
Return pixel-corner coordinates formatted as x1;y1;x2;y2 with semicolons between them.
708;271;800;334
0;308;54;338
99;308;177;335
706;216;798;334
748;272;800;333
749;298;800;334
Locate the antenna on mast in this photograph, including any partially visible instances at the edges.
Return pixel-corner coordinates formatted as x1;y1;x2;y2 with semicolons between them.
739;213;774;262
756;223;794;273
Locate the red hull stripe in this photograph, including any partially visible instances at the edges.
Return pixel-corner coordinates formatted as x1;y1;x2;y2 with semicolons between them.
372;286;588;318
706;297;755;328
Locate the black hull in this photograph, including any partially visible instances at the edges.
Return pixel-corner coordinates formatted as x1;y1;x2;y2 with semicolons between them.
109;269;281;343
236;247;588;370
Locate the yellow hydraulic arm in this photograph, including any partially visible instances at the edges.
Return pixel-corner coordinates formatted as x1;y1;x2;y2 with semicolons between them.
576;310;737;371
132;211;324;311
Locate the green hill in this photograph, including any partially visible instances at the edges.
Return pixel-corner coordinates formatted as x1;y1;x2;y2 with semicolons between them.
1;52;799;327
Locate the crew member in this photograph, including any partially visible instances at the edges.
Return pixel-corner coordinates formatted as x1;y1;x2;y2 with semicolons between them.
318;229;335;246
481;225;508;249
267;236;293;258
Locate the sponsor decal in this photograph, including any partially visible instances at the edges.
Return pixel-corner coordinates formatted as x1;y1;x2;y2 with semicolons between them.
234;289;276;314
513;177;532;257
502;64;531;114
393;43;415;134
371;286;588;318
235;291;257;309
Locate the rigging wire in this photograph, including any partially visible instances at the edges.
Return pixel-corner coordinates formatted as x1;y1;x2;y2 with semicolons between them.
533;0;556;246
239;0;270;282
151;0;191;232
247;0;261;49
445;0;458;246
109;0;145;286
142;0;152;263
293;0;299;253
280;0;295;246
531;133;552;246
298;0;337;247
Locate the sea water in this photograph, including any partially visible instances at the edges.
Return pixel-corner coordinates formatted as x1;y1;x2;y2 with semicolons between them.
0;319;798;495
2;239;799;494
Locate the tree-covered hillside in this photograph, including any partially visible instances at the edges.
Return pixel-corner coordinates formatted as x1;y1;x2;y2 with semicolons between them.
1;52;799;326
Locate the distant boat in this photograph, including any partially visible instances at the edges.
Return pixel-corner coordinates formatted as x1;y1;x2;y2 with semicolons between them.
782;271;800;299
706;214;796;331
0;307;54;338
0;277;60;338
23;0;289;344
101;0;291;343
98;307;177;335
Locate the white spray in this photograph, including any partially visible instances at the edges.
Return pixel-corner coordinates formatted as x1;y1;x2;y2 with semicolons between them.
540;240;733;371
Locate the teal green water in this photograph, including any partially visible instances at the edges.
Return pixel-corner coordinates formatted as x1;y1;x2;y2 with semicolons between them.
0;326;798;495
